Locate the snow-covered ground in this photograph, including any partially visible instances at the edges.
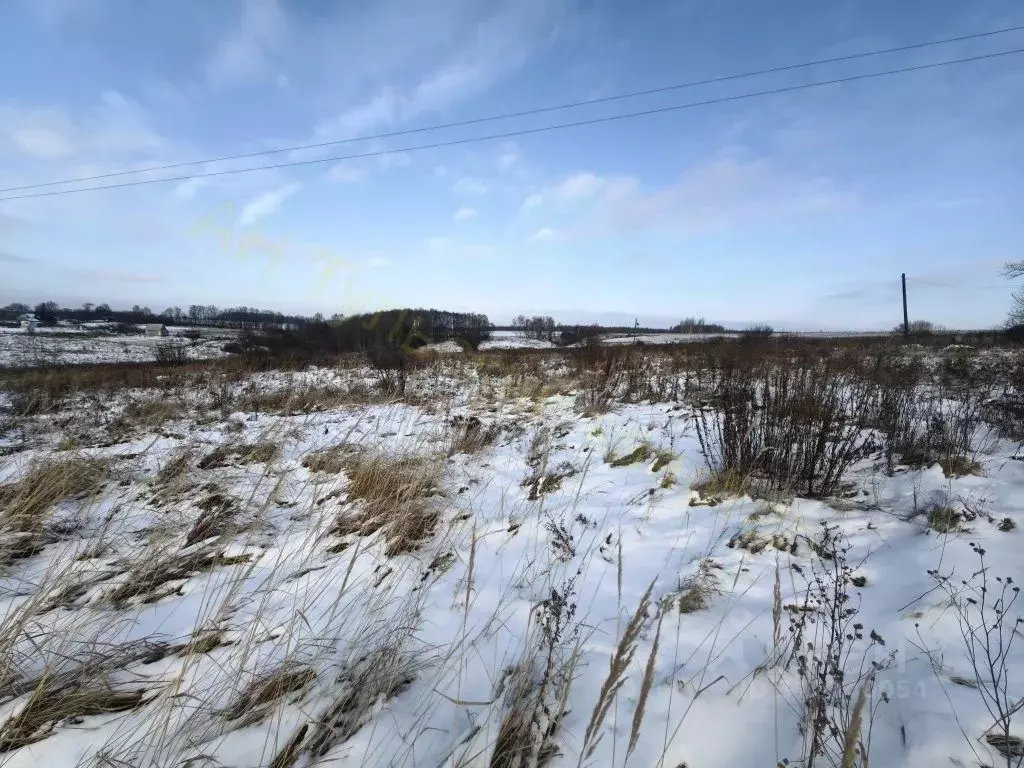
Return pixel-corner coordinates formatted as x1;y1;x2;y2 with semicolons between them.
0;350;1022;767
0;332;231;368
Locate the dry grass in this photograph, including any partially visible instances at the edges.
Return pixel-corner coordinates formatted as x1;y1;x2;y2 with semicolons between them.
107;545;253;606
607;444;652;468
333;451;441;556
672;559;721;614
111;396;187;434
0;456;108;534
197;440;280;470
302;446;350;475
580;581;655;759
940;454;983;478
223;665;317;725
304;643;421;757
237;383;382;414
927;505;962;533
185;492;240;546
691;468;749;500
446;415;501;456
0;678;147;752
152;446;194;502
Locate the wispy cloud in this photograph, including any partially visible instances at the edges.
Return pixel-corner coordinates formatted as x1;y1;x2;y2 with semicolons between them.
310;1;569;140
522;172;638;212
326;163;368;183
10;127;73;160
206;0;288;87
0;251;35;264
453;177;489;196
238;182;301;226
497;142;520;170
528;227;556;244
68;266;166;283
454;206;477;222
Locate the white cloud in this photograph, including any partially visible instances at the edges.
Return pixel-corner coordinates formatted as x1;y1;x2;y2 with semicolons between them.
453;176;489;196
426;237;450;250
520;192;544;212
454;206;477;222
528;227;556;244
377;151;411;170
315;87;399;140
603;157;856;235
10;127;73;159
326;163;368;183
553;172;605;200
497;142;520;170
367;255;393;268
433;165;448;177
174;178;206;198
238;182;301;226
310;1;569;141
207;0;288;86
522;172;638;212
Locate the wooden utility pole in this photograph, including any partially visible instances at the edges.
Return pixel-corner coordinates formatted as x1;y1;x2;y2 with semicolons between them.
901;273;909;337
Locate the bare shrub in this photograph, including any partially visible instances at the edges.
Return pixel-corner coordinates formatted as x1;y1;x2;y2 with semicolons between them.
490;578;581;767
781;524;896;767
153;342;188;365
692;358;877;498
931;543;1024;766
366;346;410;397
574;348;631;415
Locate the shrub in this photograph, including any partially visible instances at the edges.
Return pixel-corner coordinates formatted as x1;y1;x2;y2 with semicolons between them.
782;524;896;767
692;357;876;497
153;342;188;365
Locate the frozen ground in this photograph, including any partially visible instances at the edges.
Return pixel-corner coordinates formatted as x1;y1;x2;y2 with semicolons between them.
0;332;231;368
0;347;1022;767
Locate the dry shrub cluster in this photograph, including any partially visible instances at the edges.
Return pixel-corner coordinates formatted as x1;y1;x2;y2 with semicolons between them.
691;358;877;498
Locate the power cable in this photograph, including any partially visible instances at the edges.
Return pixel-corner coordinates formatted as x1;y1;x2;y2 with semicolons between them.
2;23;1023;194
1;46;1021;202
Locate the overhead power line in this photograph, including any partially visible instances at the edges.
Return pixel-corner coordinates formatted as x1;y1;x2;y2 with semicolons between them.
1;46;1022;202
3;23;1023;196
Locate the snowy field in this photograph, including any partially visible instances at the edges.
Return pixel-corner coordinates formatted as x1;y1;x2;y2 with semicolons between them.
0;343;1023;767
0;332;231;369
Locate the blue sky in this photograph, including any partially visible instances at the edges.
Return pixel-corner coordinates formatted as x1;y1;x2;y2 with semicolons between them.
0;0;1022;329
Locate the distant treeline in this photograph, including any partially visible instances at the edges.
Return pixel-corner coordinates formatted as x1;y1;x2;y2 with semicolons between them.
1;301;321;330
234;308;492;357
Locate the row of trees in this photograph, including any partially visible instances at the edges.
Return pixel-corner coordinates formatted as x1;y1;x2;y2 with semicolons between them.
672;317;727;334
243;308;492;357
0;301;328;330
511;315;558;341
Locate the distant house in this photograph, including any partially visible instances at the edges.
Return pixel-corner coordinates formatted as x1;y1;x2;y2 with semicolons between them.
143;323;169;337
17;313;38;333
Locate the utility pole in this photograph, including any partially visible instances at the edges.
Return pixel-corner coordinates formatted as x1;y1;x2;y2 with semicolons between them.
901;273;909;337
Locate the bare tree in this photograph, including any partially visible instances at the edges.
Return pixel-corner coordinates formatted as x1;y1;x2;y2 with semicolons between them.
1003;262;1024;326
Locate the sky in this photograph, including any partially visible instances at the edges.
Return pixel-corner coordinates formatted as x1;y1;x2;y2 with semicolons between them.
0;0;1022;330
